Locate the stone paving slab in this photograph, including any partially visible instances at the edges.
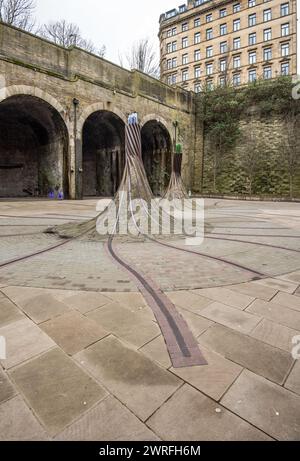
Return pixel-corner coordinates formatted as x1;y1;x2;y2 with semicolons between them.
0;318;55;369
170;346;242;401
0;396;49;441
9;348;107;435
16;293;72;324
199;324;294;385
229;282;278;301
246;299;300;330
177;308;214;338
254;278;298;294
0;297;24;327
279;270;300;284
221;370;300;441
167;291;213;314
285;361;300;396
55;396;159;441
271;292;300;312
199;302;261;334
147;384;272;441
40;311;109;356
104;292;147;311
60;292;112;314
0;368;17;404
193;287;254;310
87;302;160;349
75;336;182;421
250;319;299;353
139;335;172;369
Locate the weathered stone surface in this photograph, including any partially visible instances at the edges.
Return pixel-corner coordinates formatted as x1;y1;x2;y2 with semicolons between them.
0;368;16;404
177;308;214;337
0;318;55;369
246;299;300;330
18;294;71;324
55;396;159;441
9;348;107;434
168;291;213;314
194;287;254;310
75;336;182;421
251;318;299;352
221;370;300;441
255;278;298;294
200;302;261;334
61;292;112;314
170;346;242;401
40;311;108;355
285;361;300;396
105;292;147;311
229;282;278;301
271;292;300;312
87;302;160;348
139;335;172;369
0;396;49;441
199;324;294;384
147;385;271;441
0;297;24;327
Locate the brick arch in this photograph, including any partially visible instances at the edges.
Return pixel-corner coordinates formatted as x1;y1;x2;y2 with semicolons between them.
77;104;127;137
0;85;69;129
140;114;173;140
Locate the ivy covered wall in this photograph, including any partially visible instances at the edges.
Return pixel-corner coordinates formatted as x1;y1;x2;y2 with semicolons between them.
197;77;300;199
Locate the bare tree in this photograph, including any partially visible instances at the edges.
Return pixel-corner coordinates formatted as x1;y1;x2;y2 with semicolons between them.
0;0;36;31
120;38;159;78
39;20;105;57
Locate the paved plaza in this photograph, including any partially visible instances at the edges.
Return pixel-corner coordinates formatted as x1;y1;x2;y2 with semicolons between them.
0;198;300;441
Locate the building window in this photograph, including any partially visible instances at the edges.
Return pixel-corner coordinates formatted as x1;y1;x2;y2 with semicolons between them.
178;4;186;13
167;75;172;85
249;69;257;82
172;42;177;52
172;57;177;68
281;43;290;57
220;24;227;35
220;58;227;72
172;27;177;36
194;66;201;78
264;9;272;22
233;55;241;68
206;63;213;75
206;80;213;90
248;0;256;7
182;53;188;65
249;32;256;45
233;37;241;50
263;47;272;60
249;51;257;65
219;76;226;87
233;3;241;13
182;69;189;81
194;32;201;44
249;14;256;27
182;37;188;48
233;73;241;86
167;73;177;85
206;28;213;40
281;23;290;36
167;43;172;53
263;66;272;79
167;59;172;70
194;49;201;61
194;83;201;93
206;46;213;58
233;19;240;31
182;22;188;32
281;3;289;16
167;30;172;38
220;41;228;53
281;62;290;75
264;28;272;41
220;8;227;18
194;18;201;27
206;14;212;23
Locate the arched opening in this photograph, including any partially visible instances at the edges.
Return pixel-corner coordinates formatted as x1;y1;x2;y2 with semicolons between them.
141;120;172;196
0;95;69;198
82;111;125;197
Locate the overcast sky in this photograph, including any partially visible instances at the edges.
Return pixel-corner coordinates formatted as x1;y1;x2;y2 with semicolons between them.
36;0;299;72
35;0;177;65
